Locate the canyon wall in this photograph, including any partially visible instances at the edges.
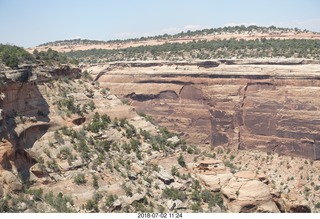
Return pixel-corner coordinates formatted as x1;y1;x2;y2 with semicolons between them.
0;65;80;177
96;59;320;160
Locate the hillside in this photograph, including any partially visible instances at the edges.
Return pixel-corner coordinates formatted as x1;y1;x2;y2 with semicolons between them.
28;25;320;57
1;46;227;213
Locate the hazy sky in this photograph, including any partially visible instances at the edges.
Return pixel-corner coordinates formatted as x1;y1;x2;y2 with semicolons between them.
0;0;319;48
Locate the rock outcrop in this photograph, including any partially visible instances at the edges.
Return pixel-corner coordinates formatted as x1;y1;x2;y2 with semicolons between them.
277;193;311;213
96;59;320;160
0;64;80;182
221;171;279;213
192;159;280;212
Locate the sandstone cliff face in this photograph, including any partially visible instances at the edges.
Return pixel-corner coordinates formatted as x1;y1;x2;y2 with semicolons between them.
2;62;227;213
0;64;81;184
96;59;320;160
237;82;320;159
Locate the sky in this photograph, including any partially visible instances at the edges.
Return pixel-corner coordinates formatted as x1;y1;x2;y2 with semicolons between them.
0;0;319;48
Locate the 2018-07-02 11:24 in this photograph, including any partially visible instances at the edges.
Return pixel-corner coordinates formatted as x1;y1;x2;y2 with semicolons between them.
137;213;183;218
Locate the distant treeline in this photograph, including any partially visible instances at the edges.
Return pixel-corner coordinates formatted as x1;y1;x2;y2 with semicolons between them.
65;38;320;63
39;25;311;47
0;44;77;68
0;44;34;67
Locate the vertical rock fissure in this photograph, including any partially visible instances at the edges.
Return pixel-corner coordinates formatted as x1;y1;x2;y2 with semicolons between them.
236;83;249;150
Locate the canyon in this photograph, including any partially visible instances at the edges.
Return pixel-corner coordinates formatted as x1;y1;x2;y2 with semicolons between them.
1;58;320;212
94;58;320;160
2;25;320;212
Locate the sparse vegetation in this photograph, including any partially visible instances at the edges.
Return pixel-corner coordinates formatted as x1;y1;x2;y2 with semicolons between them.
162;187;187;202
178;154;186;168
92;174;99;190
85;199;99;212
44;191;74;212
66;37;320;62
73;173;87;185
171;166;180;177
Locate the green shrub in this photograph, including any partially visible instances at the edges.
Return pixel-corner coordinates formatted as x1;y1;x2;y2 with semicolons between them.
191;202;202;212
0;198;9;212
46;159;59;172
105;194;116;207
92;174;99;190
26;188;43;201
73;173;86;185
86;112;110;133
58;147;71;159
191;190;201;202
178;154;186;168
141;129;151;140
224;160;236;172
171;166;179;177
88;100;96;111
44;191;74;212
122;184;133;197
162;187;187;202
85;199;99;212
81;70;93;81
54;130;65;145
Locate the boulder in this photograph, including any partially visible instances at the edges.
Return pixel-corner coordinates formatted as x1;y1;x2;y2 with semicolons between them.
221;177;245;201
167;199;187;211
17;202;27;211
167;136;180;144
156;167;174;185
128;171;138;180
112;199;122;211
30;163;48;178
279;193;311;213
234;170;256;179
174;199;188;210
0;139;15;170
167;199;175;210
119;192;146;206
1;170;23;192
201;173;233;191
198;174;220;192
238;180;272;201
221;174;279;213
131;163;142;174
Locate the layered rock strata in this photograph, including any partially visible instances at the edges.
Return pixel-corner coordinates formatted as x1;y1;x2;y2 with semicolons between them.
96;59;320;160
0;64;80;182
